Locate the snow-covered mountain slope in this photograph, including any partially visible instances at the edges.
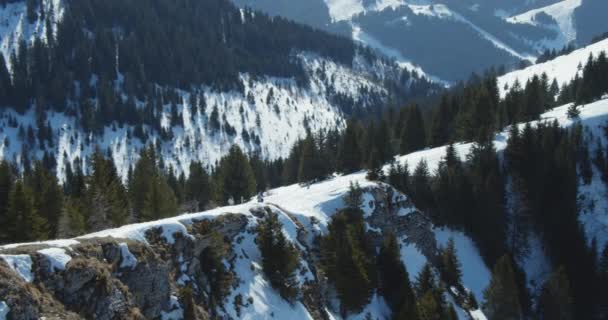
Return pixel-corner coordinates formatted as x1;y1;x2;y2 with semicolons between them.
0;0;64;71
0;0;436;182
0;164;489;319
498;37;608;97
507;0;582;50
0;51;399;181
390;97;608;295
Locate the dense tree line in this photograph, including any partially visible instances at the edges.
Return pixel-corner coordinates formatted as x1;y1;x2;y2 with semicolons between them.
0;144;272;243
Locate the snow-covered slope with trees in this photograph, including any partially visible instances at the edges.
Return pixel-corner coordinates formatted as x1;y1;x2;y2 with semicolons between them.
0;164;489;320
498;37;608;97
0;0;436;182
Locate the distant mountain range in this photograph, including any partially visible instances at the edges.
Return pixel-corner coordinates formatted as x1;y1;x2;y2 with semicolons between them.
231;0;608;82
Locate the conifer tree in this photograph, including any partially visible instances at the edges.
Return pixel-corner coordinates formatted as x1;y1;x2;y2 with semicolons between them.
185;162;211;210
321;208;375;315
28;162;63;238
141;174;178;221
538;267;573;320
417;291;441;320
439;238;463;289
338;121;362;173
483;255;522;320
377;233;418;319
400;104;426;154
215;145;256;205
257;212;299;302
7;181;49;242
344;181;364;210
410;160;434;212
298;133;324;182
0;162;13;243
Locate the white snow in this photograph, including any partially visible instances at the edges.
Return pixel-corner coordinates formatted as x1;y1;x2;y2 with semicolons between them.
325;0;365;21
400;239;427;282
37;247;71;272
498;38;608;97
434;228;491;301
0;0;64;71
0;301;9;320
0;239;79;250
160;295;184;320
118;243;138;270
0;254;33;283
470;309;488;320
507;0;582;49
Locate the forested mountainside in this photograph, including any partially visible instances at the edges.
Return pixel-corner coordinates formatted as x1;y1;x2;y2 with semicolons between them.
1;94;608;320
0;0;438;182
1;13;608;318
230;0;608;82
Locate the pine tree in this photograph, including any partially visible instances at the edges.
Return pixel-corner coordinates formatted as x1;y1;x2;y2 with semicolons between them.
567;104;580;119
428;95;452;147
185;162;211;210
344;181;364;210
215;145;256;205
538;267;573;320
483;255;522;320
298;133;324;182
0;162;13;243
417;291;441;320
7;181;49;242
410;160;434;212
257;212;299;302
321;208;375;315
400;104;426;154
338;121;363;173
141;174;178;221
377;233;418;319
28;162;63;238
439;238;463;289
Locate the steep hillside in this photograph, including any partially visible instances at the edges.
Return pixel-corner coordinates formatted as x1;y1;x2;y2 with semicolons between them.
0;158;490;320
0;0;438;181
2;97;607;319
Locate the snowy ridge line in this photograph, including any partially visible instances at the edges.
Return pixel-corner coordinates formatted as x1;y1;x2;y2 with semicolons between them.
498;38;608;98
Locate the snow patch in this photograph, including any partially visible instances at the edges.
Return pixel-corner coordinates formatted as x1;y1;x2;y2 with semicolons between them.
0;254;33;283
434;228;491;301
161;295;184;320
0;301;9;320
37;247;71;272
400;239;427;282
119;243;138;270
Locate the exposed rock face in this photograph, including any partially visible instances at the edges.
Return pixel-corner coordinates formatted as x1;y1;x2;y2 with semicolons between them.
0;188;443;320
365;185;440;263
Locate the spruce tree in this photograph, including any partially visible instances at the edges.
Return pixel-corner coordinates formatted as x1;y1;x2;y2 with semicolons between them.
482;255;522;320
0;162;13;243
400;104;426;154
321;208;375;315
185;162;211;210
256;212;299;302
377;233;418;319
7;181;49;242
215;145;256;205
439;238;463;289
338;121;363;173
538;267;573;320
